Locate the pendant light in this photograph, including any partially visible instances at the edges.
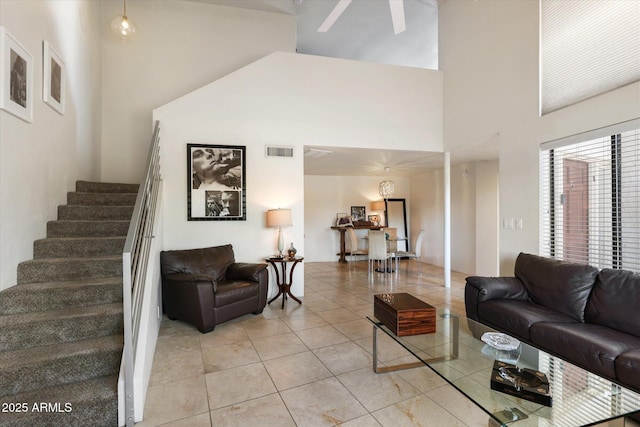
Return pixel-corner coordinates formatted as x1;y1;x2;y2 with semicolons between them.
378;167;395;199
111;0;137;40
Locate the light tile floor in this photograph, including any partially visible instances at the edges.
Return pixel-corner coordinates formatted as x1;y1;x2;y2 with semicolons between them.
135;260;632;427
136;260;483;427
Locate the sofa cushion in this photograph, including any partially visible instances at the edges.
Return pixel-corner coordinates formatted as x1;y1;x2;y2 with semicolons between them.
515;253;598;322
478;300;577;341
160;244;236;281
585;268;640;337
530;322;640;379
615;351;640;391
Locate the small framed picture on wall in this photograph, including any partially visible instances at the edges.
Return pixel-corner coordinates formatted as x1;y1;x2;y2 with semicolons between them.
0;27;33;122
42;40;65;115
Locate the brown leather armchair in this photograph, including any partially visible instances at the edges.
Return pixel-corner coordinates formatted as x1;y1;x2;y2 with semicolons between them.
160;244;268;333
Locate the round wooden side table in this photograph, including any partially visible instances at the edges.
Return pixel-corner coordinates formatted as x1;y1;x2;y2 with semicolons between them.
266;256;303;309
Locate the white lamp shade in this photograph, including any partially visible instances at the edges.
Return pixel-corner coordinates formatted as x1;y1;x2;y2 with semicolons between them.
266;209;292;228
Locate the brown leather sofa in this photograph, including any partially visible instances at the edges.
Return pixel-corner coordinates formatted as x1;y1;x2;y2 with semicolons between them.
465;252;640;394
160;244;268;333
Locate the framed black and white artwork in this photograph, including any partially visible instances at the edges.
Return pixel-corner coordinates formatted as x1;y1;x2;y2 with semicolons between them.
0;27;33;122
351;206;366;222
187;143;246;221
43;40;64;115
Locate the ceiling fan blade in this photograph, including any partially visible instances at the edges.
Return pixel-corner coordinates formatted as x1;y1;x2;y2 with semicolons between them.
317;0;353;32
389;0;406;34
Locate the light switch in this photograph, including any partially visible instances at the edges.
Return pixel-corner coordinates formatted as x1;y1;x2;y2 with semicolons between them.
503;218;515;229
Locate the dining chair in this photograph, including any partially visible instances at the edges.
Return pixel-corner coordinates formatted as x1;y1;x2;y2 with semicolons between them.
383;227;399;271
346;227;368;262
367;230;393;274
396;229;424;271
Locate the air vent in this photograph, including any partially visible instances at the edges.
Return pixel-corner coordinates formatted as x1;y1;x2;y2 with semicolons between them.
265;145;294;158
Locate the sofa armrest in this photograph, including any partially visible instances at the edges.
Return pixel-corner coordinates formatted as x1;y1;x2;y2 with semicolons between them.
465;276;528;321
227;263;268;282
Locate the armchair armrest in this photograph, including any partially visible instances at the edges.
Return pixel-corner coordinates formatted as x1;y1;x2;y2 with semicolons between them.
164;273;218;292
227;263;268;282
161;273;217;333
465;276;528;320
227;263;269;310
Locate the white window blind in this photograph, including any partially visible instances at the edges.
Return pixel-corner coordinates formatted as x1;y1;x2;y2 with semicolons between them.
540;119;640;271
540;0;640;115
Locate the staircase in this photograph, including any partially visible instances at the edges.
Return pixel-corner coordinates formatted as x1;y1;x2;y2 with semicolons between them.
0;181;138;427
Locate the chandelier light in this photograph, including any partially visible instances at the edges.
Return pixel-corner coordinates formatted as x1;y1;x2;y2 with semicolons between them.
111;0;137;40
378;167;395;199
378;180;395;199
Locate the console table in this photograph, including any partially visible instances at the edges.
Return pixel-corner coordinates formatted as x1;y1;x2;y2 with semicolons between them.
331;225;382;263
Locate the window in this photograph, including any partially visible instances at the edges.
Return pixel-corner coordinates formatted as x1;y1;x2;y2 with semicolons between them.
540;0;640;115
540;119;640;270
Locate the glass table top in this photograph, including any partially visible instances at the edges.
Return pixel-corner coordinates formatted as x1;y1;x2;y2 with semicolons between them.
367;308;640;427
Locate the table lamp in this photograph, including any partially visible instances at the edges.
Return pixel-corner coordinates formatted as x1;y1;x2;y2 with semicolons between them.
371;200;386;226
371;200;386;211
266;208;292;257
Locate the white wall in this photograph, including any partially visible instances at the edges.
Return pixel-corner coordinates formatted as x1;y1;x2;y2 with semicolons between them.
410;162;477;275
0;0;102;290
440;0;539;275
304;175;410;262
440;0;640;274
154;51;443;295
475;159;499;276
100;0;296;184
410;168;443;266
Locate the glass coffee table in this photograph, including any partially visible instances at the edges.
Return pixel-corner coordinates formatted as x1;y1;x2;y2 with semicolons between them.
367;308;640;426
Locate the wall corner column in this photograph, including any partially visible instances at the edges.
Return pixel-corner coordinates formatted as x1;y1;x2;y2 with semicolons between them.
444;152;451;288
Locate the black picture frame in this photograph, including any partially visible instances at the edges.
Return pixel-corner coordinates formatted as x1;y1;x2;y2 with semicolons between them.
351;206;366;222
187;143;246;221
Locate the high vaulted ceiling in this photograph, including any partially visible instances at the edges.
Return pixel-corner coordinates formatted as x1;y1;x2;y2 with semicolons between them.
181;0;497;177
295;0;439;69
185;0;439;69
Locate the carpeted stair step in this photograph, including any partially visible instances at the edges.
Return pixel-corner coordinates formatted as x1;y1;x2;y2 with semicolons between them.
0;303;123;352
0;180;135;426
17;256;122;284
57;205;134;221
34;237;126;259
0;374;118;427
67;192;137;207
0;277;122;315
0;335;123;397
76;180;139;194
46;220;130;238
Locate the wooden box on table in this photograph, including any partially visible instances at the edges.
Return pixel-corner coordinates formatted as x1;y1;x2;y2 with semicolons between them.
373;293;436;336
